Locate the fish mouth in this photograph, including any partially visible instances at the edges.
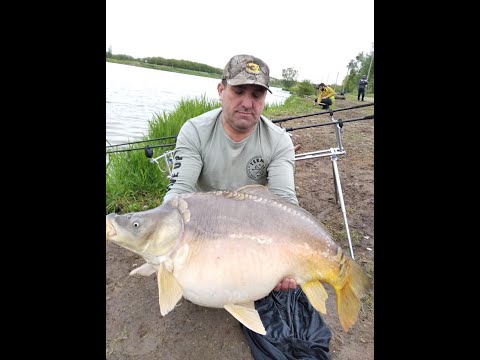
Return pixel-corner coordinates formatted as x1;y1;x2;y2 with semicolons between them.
106;218;117;244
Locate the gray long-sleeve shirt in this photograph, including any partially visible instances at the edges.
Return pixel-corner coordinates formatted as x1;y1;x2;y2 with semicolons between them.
163;108;298;205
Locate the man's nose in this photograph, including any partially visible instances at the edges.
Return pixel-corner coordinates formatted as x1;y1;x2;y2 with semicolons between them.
240;94;254;108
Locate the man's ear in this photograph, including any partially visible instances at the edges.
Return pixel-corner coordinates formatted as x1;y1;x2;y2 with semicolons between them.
217;82;224;100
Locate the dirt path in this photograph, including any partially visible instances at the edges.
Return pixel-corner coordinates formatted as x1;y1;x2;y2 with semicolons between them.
106;98;374;359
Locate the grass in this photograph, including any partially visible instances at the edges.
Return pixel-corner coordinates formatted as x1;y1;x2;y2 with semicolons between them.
107;58;223;79
344;92;374;102
106;95;317;214
106;95;221;214
148;96;220;138
264;95;317;119
106;92;375;214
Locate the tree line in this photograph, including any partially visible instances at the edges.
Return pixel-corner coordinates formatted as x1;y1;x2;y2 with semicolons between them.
280;44;374;96
341;46;374;95
106;44;374;96
106;50;223;76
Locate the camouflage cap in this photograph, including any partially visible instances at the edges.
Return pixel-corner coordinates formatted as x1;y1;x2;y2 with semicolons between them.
222;54;272;93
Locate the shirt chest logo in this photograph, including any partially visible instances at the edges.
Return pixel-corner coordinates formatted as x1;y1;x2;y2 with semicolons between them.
246;156;266;180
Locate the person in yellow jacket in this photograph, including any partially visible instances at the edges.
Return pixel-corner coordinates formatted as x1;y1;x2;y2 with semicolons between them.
314;83;335;110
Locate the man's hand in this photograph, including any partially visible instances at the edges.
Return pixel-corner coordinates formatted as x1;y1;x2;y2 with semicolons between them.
273;278;297;291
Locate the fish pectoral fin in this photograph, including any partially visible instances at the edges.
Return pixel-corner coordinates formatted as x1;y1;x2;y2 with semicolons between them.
224;302;266;335
129;263;157;277
301;281;328;314
157;263;183;316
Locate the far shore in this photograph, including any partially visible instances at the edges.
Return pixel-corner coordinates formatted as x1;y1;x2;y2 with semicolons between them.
106;58;285;87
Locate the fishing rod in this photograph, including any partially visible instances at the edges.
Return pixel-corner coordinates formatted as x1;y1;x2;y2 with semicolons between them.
106;107;374;154
272;102;374;124
105;135;177;148
285;114;374;132
106;142;176;154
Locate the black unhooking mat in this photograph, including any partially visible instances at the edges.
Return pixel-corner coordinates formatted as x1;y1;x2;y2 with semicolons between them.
241;287;332;360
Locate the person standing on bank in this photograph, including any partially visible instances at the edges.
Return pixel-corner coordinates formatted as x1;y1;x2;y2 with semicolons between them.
314;83;336;110
163;54;332;360
358;75;368;101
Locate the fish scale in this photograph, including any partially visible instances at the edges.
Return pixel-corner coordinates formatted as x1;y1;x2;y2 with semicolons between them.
106;184;372;334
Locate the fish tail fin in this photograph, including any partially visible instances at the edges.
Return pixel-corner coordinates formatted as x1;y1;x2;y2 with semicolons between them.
334;257;372;332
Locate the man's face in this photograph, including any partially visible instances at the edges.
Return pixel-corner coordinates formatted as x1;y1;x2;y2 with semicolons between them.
217;82;267;133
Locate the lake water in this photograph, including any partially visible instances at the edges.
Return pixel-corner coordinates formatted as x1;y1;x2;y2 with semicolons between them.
106;62;291;146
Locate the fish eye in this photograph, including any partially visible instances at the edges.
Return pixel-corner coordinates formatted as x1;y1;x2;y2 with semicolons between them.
133;222;140;227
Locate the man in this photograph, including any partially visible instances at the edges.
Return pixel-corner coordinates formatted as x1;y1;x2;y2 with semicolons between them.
163;54;331;359
358;75;368;101
314;83;336;110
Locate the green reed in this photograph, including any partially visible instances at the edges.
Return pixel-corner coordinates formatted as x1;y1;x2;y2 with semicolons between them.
106;95;221;214
106;95;312;214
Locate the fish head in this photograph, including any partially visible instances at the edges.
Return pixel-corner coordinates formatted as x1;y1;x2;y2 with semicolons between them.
106;205;184;259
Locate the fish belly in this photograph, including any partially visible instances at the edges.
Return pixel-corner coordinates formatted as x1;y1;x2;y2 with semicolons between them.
172;240;293;308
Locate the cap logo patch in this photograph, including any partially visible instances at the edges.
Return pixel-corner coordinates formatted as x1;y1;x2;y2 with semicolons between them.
245;62;260;74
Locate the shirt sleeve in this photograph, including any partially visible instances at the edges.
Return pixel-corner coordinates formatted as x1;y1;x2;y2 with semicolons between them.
266;132;299;205
325;86;336;98
162;121;203;204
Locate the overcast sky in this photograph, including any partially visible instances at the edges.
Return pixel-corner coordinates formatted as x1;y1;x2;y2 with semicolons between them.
106;0;374;84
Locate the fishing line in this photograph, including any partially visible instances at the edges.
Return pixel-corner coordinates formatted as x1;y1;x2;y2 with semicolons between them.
106;105;373;154
106;143;176;154
105;115;373;154
106;135;177;148
272;102;373;124
285;115;374;132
